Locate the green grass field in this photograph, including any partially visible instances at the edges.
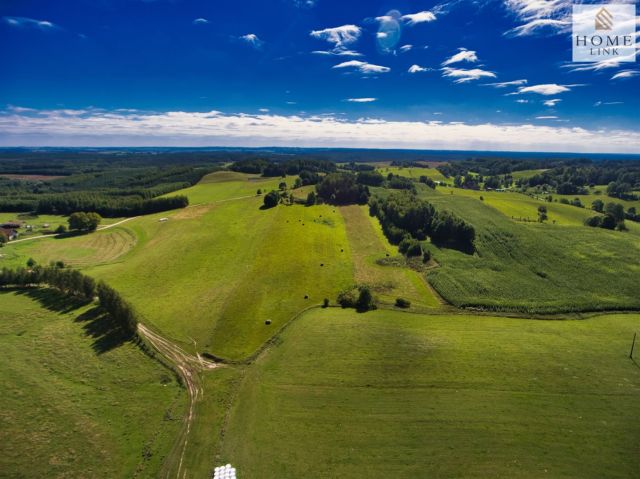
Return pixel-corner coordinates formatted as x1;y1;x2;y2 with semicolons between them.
447;188;596;226
378;166;448;183
418;185;640;313
340;204;440;309
0;289;184;478
219;307;640;478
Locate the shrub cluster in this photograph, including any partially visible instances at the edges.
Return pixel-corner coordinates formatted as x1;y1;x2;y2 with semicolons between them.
316;172;370;205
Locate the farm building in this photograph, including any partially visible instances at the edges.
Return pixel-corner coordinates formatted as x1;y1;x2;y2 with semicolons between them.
0;228;19;241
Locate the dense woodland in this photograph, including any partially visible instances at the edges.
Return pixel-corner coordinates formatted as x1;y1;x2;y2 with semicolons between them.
0;152;213;216
369;192;476;252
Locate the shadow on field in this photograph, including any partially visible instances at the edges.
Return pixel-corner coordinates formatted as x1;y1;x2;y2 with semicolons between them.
17;287;131;354
74;307;133;355
17;287;90;313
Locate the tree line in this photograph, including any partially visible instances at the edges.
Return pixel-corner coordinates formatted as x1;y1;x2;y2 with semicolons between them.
33;194;188;217
0;263;138;336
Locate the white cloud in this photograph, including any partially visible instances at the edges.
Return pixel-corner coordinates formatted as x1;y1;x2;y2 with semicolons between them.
543;98;562;107
345;98;377;103
505;19;569;37
442;48;478;66
503;0;573;37
515;99;529;103
408;64;430;73
399;44;413;53
594;101;624;106
193;18;209;25
333;60;390;74
536;116;558;119
2;16;59;30
441;67;496;83
259;108;270;112
2;107;639;153
376;32;388;39
310;25;361;47
485;79;528;88
401;11;437;26
611;70;640;80
565;54;636;73
311;49;362;57
239;33;264;49
512;83;573;95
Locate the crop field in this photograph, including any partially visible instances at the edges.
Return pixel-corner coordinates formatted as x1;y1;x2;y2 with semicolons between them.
0;289;184;478
219;308;640;478
340;204;440;309
418;186;640;313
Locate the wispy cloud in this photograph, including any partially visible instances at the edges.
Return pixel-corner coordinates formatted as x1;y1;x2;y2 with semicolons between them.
345;98;377;103
401;11;437;26
239;33;264;49
193;18;209;25
564;55;636;73
399;44;413;53
611;70;639;80
441;67;496;83
505;18;569;37
311;49;362;57
310;25;361;47
333;60;390;74
2;16;60;30
515;99;529;103
594;101;624;106
485;79;528;88
536;116;558;120
408;64;430;74
2;107;639;153
543;99;562;107
442;48;478;66
503;0;572;37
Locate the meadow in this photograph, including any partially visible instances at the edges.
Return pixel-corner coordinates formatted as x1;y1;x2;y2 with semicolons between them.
378;165;448;183
0;289;184;478
220;307;640;478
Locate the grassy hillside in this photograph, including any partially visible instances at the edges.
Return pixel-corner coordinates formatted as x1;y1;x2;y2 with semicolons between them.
446;188;595;226
0;289;184;478
89;174;353;360
220;308;640;478
418;186;640;313
379;166;448;183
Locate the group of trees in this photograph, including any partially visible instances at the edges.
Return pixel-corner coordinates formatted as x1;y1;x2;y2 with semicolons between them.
337;285;377;312
369;192;475;252
585;202;627;231
316;172;370;205
68;212;102;231
0;262;138;336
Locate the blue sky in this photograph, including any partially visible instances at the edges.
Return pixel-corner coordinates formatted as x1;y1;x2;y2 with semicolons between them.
1;0;639;152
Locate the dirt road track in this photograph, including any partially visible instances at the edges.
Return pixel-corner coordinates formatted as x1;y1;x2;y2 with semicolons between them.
137;324;218;479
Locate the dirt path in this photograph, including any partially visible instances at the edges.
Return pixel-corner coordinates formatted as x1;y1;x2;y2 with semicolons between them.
137;324;218;479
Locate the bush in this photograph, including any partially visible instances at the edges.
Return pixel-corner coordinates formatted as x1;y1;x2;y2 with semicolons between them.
356;286;377;312
422;249;431;263
395;297;411;308
263;190;280;208
55;224;67;234
322;298;329;308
